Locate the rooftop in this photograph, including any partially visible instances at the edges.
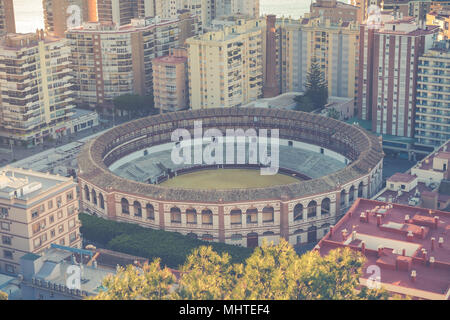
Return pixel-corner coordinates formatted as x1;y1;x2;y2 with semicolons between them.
0;167;74;202
317;198;450;300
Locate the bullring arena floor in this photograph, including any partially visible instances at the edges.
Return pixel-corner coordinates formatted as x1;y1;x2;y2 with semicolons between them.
111;145;347;186
159;169;301;189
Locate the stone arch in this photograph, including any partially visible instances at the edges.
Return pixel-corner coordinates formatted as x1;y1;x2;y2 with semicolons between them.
91;189;97;206
201;209;213;225
307;200;317;218
349;185;355;203
294;203;303;221
358;181;364;198
170;207;181;223
146;203;155;220
262;206;274;223
321;198;331;215
133;201;142;217
99;193;105;210
121;198;129;214
186;208;197;224
230;209;242;225
84;185;90;202
246;208;258;224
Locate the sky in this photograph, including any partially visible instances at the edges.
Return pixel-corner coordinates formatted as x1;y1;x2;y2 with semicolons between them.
13;0;351;33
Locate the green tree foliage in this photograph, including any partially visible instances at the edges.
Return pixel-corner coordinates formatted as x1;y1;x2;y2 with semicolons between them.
89;259;175;300
0;291;8;300
90;238;392;300
327;108;341;120
295;59;329;112
174;246;242;300
113;94;156;119
79;213;253;268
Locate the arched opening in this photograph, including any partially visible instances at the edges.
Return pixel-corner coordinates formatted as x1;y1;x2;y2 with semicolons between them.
294;204;303;221
230;209;242;225
246;208;258;224
146;204;155;220
170;207;181;223
133;201;142;217
294;229;304;245
307;226;317;243
340;189;346;206
186;208;197;224
247;232;259;248
84;185;90;202
121;198;129;215
307;200;317;218
321;223;331;236
321;198;330;215
262;206;274;223
358;181;364;198
349;186;355;203
91;189;97;205
99;193;105;210
201;209;213;225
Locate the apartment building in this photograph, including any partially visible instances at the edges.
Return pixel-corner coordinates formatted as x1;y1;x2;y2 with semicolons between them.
427;9;450;40
0;32;76;147
357;14;439;138
309;0;359;23
415;40;450;147
215;0;260;19
186;17;266;109
0;0;15;36
0;167;81;275
42;0;98;38
153;48;189;112
96;0;140;26
276;17;360;99
67;14;200;109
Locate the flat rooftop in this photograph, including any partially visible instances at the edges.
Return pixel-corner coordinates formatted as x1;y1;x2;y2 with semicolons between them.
0;167;74;202
414;140;450;171
317;198;450;299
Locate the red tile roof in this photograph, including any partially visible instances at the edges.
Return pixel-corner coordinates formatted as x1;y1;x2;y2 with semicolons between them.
317;198;450;299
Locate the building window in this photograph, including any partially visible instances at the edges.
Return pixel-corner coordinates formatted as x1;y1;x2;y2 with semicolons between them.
59;238;65;246
50;229;56;238
48;200;53;210
57;211;63;219
2;236;12;245
1;222;10;231
3;250;13;260
5;264;14;274
58;225;64;234
49;215;55;224
69;232;77;243
67;191;74;202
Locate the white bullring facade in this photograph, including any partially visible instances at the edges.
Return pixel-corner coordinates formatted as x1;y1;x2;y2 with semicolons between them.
78;108;384;248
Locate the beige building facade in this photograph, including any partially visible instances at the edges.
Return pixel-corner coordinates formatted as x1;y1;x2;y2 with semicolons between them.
0;0;15;36
0;167;81;275
187;17;266;109
0;32;75;146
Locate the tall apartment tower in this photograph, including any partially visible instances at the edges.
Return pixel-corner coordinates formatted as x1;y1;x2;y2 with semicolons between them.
415;40;450;147
0;32;76;146
357;14;439;138
67;14;200;109
309;0;359;23
186;17;266;109
43;0;98;37
276;17;360;98
0;0;16;36
0;167;81;275
97;0;140;26
215;0;260;19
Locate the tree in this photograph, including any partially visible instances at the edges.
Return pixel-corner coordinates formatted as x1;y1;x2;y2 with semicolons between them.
327;108;341;120
295;59;329;112
89;259;175;300
0;291;7;300
231;239;300;300
173;246;242;300
113;94;155;119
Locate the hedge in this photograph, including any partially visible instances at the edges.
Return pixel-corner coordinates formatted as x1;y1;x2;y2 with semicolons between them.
79;213;254;269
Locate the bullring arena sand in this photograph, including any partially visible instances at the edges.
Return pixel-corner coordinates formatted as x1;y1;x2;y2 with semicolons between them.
160;169;301;190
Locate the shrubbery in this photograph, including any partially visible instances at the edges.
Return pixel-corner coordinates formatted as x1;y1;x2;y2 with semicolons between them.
79;213;253;268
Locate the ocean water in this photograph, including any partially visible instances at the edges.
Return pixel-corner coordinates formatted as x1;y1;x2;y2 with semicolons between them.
13;0;351;33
